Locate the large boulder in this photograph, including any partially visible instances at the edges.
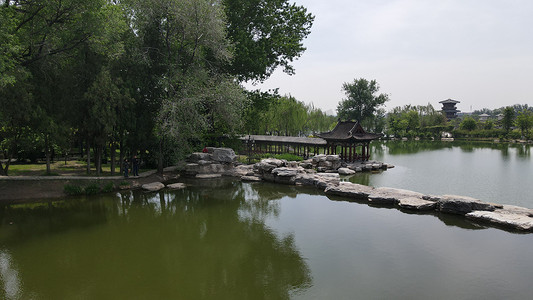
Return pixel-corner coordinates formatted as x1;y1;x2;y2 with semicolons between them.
324;182;373;199
438;195;497;215
338;168;356;175
211;148;237;163
466;205;533;231
142;182;165;192
398;197;437;211
295;173;340;190
188;152;212;162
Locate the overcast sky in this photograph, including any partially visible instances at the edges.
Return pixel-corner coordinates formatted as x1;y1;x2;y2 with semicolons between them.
244;0;533;114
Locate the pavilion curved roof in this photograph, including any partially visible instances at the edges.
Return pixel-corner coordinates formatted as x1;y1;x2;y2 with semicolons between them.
317;120;382;142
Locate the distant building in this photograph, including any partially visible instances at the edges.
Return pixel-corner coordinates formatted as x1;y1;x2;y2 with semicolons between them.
439;99;461;119
479;113;490;122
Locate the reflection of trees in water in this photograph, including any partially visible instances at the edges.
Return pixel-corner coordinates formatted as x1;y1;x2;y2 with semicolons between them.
0;181;312;299
379;140;530;160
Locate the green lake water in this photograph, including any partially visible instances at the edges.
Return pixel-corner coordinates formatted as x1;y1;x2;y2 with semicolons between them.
1;141;532;299
1;177;533;299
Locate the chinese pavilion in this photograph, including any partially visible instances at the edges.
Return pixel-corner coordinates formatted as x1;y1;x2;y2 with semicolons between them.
317;120;382;162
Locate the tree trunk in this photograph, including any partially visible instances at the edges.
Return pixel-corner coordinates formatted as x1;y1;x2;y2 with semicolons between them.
119;140;124;174
45;134;51;175
95;146;101;176
157;139;163;175
86;138;91;175
110;142;116;176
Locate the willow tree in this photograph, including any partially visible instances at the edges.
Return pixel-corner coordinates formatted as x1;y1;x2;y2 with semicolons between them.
128;0;246;173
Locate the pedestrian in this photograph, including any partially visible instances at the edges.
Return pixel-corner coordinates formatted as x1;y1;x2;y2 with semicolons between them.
123;159;129;178
132;155;139;177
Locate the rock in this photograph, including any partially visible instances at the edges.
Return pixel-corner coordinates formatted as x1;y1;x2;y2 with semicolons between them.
438;195;497;215
196;174;222;179
142;182;165;191
228;165;254;177
324;182;373;199
295;173;340;190
167;183;187;190
466;205;533;231
272;167;301;177
211;148;237;163
241;176;262;182
188;152;212;162
398;197;437;211
368;187;426;205
338;167;356;175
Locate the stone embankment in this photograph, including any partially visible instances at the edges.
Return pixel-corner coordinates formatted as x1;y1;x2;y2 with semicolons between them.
180;149;533;232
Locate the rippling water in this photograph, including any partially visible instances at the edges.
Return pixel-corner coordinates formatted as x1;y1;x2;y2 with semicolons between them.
1;178;532;299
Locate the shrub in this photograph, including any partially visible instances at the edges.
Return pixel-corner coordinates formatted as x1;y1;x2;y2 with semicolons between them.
102;182;115;193
84;183;101;195
64;184;84;196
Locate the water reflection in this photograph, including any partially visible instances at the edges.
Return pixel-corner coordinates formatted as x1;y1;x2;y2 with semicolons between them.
0;181;312;299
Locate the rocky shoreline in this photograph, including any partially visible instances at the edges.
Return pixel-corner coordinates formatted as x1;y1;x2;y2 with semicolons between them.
179;147;533;232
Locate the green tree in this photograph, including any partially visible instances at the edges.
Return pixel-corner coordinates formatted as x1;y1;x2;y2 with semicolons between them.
502;106;515;133
515;110;532;137
337;78;389;128
223;0;314;82
460;117;477;131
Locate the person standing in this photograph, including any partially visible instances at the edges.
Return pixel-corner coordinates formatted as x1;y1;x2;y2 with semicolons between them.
123;159;129;178
132;155;139;177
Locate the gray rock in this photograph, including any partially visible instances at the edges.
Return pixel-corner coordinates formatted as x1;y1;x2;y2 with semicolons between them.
211;147;237;163
438;195;497;215
398;197;437;211
338;167;356;175
272;167;302;177
196;174;222;179
241;176;262;182
142;182;165;191
324;182;373;199
167;183;187;190
229;165;254;177
188;152;212;162
295;173;340;190
368;187;426;205
466;206;533;231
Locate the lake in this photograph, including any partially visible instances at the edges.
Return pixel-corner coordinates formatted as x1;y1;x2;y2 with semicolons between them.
350;140;533;208
1;178;532;299
1;141;532;299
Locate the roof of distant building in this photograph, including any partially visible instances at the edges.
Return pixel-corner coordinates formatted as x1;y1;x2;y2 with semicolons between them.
439;99;460;104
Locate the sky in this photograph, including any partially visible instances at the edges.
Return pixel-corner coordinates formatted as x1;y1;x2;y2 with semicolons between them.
244;0;533;114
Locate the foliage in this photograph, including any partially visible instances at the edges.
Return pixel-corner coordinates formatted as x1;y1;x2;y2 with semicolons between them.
386;104;447;138
460;117;477;131
223;0;314;81
515;110;533;137
64;184;84;196
502;106;515;133
337;78;389;129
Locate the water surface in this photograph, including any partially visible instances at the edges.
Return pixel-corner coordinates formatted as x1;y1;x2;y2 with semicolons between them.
1;179;532;299
350;140;532;208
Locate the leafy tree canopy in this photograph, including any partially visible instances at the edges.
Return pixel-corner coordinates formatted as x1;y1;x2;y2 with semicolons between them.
223;0;314;82
337;78;389;128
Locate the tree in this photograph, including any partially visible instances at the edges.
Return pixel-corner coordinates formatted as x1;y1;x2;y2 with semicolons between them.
515;110;532;137
337;78;390;128
460;117;477;131
502;106;515;133
223;0;314;82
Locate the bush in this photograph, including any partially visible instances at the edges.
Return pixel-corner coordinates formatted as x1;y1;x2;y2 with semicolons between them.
64;184;84;196
84;183;101;195
102;182;115;193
